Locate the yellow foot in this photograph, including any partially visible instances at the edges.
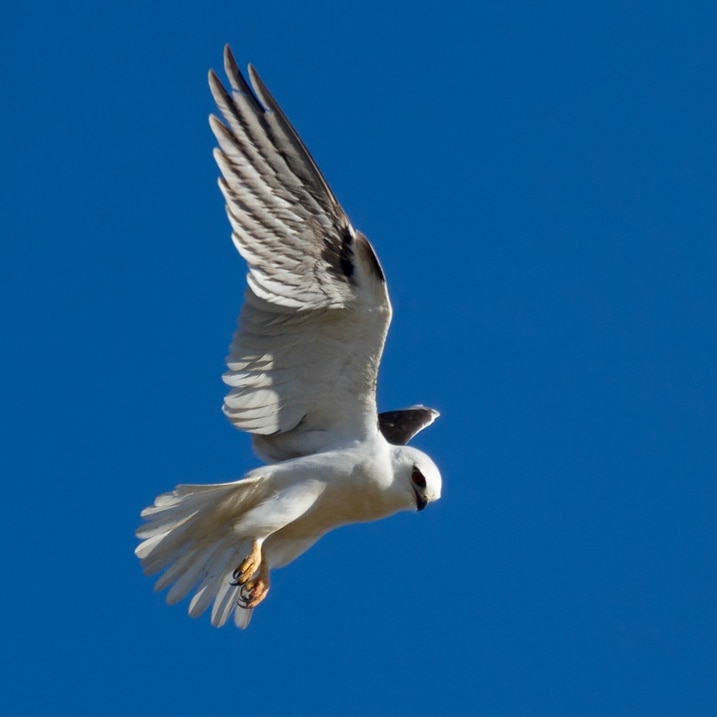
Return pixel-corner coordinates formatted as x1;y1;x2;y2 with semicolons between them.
231;539;262;586
238;568;270;609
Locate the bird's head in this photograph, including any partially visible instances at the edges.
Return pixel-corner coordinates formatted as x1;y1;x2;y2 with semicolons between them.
391;446;442;512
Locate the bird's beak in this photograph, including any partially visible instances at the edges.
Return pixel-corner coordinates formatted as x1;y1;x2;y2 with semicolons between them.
415;492;428;512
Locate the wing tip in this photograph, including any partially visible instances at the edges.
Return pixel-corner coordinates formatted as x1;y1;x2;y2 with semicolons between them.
224;44;239;74
378;405;441;445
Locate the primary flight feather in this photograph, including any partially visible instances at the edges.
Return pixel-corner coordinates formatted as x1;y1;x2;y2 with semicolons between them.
135;46;442;629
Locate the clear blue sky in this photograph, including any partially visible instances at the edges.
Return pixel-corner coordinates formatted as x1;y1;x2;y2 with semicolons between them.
3;1;716;715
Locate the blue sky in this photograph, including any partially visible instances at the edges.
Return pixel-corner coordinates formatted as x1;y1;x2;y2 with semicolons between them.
3;1;716;714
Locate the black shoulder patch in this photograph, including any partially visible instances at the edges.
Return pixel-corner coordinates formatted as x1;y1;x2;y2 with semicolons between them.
338;228;354;278
322;227;355;280
378;405;439;445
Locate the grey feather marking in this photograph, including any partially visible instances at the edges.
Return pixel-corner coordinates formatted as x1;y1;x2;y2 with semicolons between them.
211;47;394;458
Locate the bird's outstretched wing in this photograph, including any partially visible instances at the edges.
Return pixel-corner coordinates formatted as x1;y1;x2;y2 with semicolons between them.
209;46;391;462
378;405;440;445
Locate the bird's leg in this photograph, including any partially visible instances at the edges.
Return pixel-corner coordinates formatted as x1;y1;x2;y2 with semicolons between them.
238;559;270;609
230;538;263;586
230;539;271;608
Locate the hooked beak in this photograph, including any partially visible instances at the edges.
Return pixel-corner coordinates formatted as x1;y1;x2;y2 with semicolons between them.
415;490;428;512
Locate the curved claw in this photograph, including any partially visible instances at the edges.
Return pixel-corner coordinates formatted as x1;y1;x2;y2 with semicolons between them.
237;586;251;608
229;540;269;608
231;540;263;586
236;573;270;609
229;565;245;587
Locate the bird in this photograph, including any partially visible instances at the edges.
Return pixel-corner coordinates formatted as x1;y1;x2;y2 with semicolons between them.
135;46;443;629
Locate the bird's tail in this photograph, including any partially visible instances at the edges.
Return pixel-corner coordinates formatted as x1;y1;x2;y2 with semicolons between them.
135;477;264;629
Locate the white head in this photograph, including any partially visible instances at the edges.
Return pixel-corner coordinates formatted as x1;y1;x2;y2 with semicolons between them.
391;445;442;512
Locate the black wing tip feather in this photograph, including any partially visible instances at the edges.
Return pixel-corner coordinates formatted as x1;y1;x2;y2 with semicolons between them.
210;45;361;292
219;46;279;114
212;46;342;211
207;68;235;116
218;45;264;114
223;44;240;80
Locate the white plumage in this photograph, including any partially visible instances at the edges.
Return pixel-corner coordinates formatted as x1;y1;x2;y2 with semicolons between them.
135;46;442;628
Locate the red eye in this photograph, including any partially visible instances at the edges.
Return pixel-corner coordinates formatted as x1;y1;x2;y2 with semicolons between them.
412;468;426;488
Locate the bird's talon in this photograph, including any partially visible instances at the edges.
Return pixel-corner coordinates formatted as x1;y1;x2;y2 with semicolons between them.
235;575;269;609
232;541;262;586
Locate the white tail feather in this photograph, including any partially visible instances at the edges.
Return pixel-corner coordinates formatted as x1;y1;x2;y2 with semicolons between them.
135;477;265;629
188;538;242;618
